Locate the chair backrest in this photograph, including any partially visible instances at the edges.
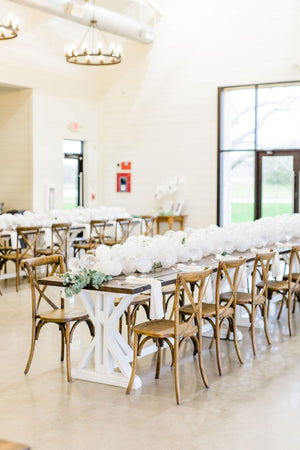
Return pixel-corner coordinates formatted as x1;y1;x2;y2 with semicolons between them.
88;220;107;246
174;268;213;335
16;226;41;259
251;250;275;300
141;216;156;236
215;257;246;317
288;245;300;294
115;218;132;244
51;222;71;259
24;255;64;318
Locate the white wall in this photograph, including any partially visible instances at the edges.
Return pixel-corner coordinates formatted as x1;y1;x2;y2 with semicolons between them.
0;0;100;212
0;87;32;211
98;0;300;228
1;0;300;223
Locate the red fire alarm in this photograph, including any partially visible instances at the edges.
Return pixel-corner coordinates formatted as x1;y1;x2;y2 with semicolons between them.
71;121;79;131
117;173;131;192
121;161;131;170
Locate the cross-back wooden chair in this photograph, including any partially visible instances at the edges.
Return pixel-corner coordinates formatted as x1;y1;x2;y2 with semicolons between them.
126;268;212;405
37;222;71;268
180;258;245;376
257;246;300;336
73;220;107;257
0;229;13;280
0;226;41;291
283;246;300;313
23;255;95;382
220;251;274;355
115;218;132;244
141;216;156;236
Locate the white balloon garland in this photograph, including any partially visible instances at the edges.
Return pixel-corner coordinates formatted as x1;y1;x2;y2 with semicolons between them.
71;213;300;276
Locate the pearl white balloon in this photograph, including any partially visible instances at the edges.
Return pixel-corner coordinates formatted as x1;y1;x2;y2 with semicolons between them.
69;257;80;273
135;257;153;274
79;254;98;270
95;245;111;261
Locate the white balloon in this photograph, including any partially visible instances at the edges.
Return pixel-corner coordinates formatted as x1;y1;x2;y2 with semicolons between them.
135;257;153;274
111;244;123;260
69;257;80;273
121;257;138;275
96;259;117;276
95;245;111;261
79;254;98;270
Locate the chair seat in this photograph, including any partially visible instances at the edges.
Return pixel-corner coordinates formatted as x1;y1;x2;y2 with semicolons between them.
114;294;150;306
0;252;31;260
73;242;98;250
37;248;53;256
256;279;295;292
180;302;233;318
0;247;12;252
220;291;266;305
162;284;177;295
283;273;300;282
38;308;89;322
134;319;197;338
0;439;30;450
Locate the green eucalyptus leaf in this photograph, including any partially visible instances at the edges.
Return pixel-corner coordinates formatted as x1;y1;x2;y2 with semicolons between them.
61;269;113;297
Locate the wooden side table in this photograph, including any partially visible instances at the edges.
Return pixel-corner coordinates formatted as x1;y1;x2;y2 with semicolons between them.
156;215;186;234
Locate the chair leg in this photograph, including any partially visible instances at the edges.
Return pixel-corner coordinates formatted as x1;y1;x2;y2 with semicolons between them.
126;305;132;346
60;328;65;362
197;331;209;388
16;259;20;292
263;303;271;346
24;325;37;374
232;317;243;364
277;298;284;320
65;322;72;382
287;295;293;337
126;331;139;395
209;336;215;350
155;340;162;379
85;319;95;338
174;336;180;405
250;307;257;356
215;322;223;376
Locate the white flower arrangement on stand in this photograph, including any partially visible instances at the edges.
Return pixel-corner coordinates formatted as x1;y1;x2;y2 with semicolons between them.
154;177;184;215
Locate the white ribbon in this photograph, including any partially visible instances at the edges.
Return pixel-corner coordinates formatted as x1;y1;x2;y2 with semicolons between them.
125;276;164;320
215;255;247;293
176;263;213;303
250;247;281;278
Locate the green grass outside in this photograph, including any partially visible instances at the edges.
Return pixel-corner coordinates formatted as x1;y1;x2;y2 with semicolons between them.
63;201;77;210
232;203;293;223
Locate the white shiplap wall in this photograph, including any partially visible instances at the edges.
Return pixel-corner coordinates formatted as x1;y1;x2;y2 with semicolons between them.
98;0;300;228
0;87;32;211
0;0;101;212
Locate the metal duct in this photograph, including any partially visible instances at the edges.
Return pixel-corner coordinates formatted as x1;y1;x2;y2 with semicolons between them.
9;0;154;43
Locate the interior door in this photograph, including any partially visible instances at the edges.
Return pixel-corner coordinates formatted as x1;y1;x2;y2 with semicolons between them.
256;151;300;218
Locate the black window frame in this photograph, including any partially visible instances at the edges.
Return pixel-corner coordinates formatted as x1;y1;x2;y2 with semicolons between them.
217;80;300;226
63;139;84;208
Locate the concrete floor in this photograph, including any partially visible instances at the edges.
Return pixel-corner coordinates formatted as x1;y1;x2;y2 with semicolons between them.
1;278;300;450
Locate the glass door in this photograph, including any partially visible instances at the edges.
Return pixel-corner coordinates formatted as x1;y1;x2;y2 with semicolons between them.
256;151;300;218
63;140;84;209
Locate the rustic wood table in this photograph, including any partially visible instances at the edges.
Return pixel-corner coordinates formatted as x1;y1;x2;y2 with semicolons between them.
39;244;291;389
156;215;186;234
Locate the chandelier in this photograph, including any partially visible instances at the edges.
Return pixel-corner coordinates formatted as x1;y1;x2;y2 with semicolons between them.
65;1;122;66
0;19;19;40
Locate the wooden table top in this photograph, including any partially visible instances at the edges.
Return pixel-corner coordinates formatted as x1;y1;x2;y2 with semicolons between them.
39;245;292;295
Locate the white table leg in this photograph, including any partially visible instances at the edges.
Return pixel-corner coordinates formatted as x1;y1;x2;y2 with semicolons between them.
72;291;142;389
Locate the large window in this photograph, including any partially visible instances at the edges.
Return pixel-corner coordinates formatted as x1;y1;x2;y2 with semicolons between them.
63;140;84;209
218;82;300;226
